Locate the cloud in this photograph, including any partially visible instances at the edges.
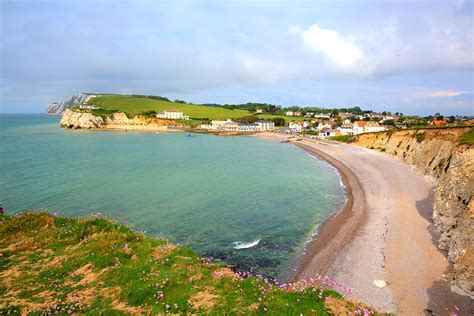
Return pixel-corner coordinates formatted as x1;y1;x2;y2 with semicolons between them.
290;24;362;68
426;90;465;98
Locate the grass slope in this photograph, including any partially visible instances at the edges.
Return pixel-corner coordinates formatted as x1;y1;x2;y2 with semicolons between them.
1;212;381;315
459;127;474;144
88;95;305;122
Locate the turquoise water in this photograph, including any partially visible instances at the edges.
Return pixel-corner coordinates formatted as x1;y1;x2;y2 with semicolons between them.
0;114;345;279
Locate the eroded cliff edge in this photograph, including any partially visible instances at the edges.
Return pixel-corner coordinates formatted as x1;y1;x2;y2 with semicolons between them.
60;109;174;130
355;128;473;298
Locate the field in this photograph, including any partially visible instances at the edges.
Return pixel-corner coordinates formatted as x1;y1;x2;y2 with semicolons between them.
1;212;380;315
88;95;306;122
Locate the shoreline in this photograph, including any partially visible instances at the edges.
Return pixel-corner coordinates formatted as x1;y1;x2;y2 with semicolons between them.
289;142;368;281
254;134;368;282
254;132;472;314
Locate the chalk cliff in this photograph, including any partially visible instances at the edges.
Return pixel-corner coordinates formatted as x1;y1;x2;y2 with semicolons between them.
355;128;473;298
60;109;174;130
45;93;95;115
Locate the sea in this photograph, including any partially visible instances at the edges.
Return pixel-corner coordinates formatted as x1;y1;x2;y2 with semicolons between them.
0;114;345;280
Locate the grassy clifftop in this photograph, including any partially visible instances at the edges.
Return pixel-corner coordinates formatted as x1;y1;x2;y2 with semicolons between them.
1;212;380;315
87;95;304;122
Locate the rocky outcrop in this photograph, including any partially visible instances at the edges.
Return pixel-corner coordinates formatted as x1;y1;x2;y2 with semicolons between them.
60;109;175;130
355;128;473;298
46;93;95;115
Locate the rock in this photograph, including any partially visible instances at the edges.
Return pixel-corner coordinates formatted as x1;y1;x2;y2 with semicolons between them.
59;109;175;131
45;93;95;115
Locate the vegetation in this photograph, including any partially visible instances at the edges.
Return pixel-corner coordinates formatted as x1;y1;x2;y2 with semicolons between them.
459;127;474;144
88;95;304;122
329;135;356;143
0;212;382;315
415;132;426;143
233;115;260;123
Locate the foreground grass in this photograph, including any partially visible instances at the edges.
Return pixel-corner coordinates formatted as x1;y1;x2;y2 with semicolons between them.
87;95;305;122
1;212;382;315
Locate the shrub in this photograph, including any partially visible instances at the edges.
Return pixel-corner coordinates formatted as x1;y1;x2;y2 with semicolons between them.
415;132;426;143
329;135;356;143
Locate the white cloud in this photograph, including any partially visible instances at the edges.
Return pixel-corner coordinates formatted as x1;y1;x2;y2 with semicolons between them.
291;24;363;68
426;90;465;98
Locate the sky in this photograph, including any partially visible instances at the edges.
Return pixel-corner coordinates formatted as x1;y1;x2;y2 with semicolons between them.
1;0;473;115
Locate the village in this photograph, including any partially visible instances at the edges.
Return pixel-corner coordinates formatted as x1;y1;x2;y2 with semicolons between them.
154;108;461;137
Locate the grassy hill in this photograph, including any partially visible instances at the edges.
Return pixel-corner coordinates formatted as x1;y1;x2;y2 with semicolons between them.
88;95;305;122
1;212;381;315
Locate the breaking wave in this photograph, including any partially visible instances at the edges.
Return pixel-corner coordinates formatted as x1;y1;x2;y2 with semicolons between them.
232;239;261;249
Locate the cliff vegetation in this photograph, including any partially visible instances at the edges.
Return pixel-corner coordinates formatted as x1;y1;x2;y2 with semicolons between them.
1;212;381;315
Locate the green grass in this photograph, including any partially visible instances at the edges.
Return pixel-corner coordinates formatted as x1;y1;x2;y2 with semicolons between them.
87;94;305;122
459;127;474;144
1;212;383;315
329;135;356;143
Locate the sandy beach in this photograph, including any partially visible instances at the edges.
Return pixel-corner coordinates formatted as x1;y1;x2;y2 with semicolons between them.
256;132;471;315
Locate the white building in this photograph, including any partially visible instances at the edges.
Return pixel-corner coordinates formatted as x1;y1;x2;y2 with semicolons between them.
285;111;294;116
314;113;331;119
338;122;355;135
319;129;340;137
255;120;275;131
204;119;273;132
156;110;189;120
289;121;303;132
255;108;263;114
236;124;259;132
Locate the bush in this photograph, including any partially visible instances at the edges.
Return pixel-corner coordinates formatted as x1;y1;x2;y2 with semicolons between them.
329;135;356;143
415;132;426;143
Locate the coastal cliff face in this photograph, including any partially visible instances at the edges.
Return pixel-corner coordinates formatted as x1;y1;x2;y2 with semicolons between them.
354;128;473;297
60;109;175;130
45;93;92;115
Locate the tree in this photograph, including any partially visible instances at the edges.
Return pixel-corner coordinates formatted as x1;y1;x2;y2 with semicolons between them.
384;119;395;126
234;115;259;123
448;115;456;123
272;117;286;126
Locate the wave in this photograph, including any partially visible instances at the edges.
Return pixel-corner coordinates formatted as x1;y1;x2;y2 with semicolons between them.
232;239;261;249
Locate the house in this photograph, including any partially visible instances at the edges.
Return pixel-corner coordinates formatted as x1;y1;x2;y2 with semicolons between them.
255;120;275;131
365;121;386;133
319;128;340;137
352;121;386;134
156;110;189;120
289;121;303;132
432;116;447;126
285;111;294;116
304;112;315;117
317;121;336;130
79;104;98;110
255;108;263;114
338;122;355;135
293;111;302;117
353;121;368;134
314;113;331;119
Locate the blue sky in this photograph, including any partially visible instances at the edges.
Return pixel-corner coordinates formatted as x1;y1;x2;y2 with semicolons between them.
1;0;473;115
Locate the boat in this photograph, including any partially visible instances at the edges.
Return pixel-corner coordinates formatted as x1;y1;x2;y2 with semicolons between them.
185;133;195;137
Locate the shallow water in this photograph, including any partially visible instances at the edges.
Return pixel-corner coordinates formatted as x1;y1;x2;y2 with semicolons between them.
0;114;345;278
